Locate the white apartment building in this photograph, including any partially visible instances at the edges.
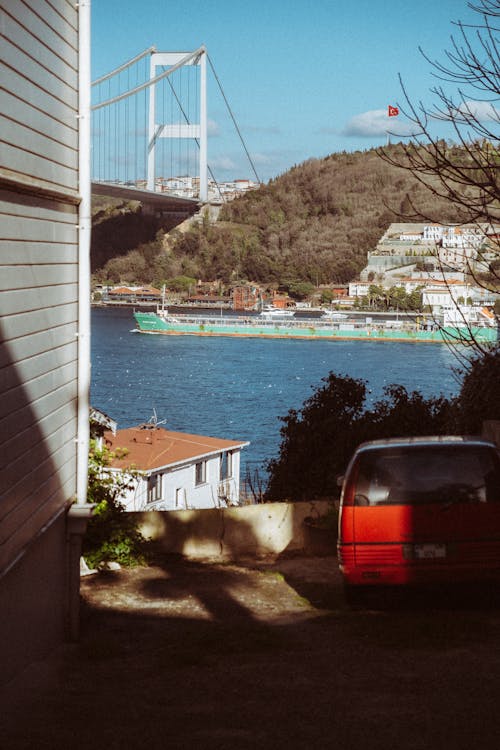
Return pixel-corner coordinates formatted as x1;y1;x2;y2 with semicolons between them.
349;281;371;297
422;280;472;311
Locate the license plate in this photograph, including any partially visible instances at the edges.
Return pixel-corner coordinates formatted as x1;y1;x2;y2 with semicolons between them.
414;543;446;559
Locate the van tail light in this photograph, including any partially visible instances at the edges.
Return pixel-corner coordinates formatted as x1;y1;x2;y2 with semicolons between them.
341;462;360;506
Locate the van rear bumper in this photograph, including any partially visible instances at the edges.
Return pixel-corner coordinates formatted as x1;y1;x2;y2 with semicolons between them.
338;544;500;586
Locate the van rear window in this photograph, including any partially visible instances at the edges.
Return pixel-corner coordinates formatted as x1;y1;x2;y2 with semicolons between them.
353;445;500;506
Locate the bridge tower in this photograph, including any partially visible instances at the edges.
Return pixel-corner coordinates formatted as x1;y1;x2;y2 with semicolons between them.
147;48;207;201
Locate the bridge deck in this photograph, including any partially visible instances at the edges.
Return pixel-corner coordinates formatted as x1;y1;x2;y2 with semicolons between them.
92;182;200;212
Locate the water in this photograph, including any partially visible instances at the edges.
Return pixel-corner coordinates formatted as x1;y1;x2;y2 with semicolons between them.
91;307;460;478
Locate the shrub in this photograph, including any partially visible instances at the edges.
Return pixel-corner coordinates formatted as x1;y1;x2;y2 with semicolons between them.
458;346;500;434
83;440;150;568
265;373;458;501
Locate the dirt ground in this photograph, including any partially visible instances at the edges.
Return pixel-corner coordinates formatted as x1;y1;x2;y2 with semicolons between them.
2;554;500;749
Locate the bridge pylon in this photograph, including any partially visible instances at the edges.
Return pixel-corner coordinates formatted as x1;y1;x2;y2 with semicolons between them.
147;47;207;201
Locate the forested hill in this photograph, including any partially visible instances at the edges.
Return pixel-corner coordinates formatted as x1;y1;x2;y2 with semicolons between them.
92;145;461;286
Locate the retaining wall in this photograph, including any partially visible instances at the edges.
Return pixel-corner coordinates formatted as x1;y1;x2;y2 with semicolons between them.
134;500;335;560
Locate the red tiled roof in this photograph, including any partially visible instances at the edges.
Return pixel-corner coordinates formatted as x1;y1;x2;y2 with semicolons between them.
104;426;248;471
109;286;133;294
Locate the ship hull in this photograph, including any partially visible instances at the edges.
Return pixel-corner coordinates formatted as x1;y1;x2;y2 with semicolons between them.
133;312;498;344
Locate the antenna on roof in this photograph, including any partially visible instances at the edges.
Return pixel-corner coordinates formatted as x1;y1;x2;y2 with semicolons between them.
148;408;167;429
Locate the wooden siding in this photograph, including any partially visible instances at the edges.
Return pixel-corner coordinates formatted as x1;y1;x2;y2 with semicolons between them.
0;0;78;198
0;0;81;573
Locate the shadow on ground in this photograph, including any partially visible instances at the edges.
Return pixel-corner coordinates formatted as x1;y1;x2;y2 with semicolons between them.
2;555;500;750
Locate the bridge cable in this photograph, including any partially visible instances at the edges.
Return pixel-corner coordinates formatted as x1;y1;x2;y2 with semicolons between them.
92;46;156;87
207;54;261;185
164;72;224;201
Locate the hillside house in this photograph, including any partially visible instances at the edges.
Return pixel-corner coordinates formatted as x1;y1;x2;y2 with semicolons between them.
422;280;471;312
349;281;370;298
106;285;162;303
232;285;260;311
103;424;249;511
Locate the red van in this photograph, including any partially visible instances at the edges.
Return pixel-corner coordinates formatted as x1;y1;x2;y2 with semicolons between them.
338;436;500;597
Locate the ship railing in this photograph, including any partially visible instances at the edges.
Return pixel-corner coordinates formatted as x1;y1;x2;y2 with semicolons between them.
154;310;430;333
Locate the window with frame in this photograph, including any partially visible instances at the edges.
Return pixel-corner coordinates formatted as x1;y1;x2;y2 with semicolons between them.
220;451;233;481
147;473;163;503
195;461;206;486
175;487;186;509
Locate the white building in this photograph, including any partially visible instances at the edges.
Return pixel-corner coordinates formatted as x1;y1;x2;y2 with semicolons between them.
103;424;249;511
422;280;472;311
0;0;92;683
399;231;423;242
349;281;371;298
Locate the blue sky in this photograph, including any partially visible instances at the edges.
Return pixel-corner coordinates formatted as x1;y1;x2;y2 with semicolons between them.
91;0;482;183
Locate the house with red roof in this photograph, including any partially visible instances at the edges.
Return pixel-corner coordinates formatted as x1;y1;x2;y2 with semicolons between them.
103;423;249;511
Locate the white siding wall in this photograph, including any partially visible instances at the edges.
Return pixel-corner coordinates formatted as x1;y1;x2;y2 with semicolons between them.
116;451;243;512
0;0;80;573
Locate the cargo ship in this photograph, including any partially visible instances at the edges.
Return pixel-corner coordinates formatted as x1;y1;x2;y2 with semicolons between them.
132;309;498;344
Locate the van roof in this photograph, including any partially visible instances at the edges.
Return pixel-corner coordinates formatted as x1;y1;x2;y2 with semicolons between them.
355;436;498;452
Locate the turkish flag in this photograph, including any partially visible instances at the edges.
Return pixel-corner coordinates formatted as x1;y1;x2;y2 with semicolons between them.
388;105;399;117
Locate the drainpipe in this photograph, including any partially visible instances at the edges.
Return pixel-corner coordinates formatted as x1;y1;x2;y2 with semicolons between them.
76;0;91;507
66;0;94;641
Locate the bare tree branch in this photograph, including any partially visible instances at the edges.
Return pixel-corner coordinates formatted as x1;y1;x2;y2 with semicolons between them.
378;0;500;355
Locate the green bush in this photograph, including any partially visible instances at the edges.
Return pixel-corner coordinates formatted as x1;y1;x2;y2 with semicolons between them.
266;373;458;501
83;440;150;568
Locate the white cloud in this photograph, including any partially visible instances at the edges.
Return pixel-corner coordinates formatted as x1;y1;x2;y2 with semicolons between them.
454;100;499;122
342;109;418;138
209;155;238;170
251;152;274;165
208;119;221;137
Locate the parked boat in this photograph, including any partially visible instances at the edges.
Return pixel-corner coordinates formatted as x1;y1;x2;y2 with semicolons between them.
321;310;348;320
132;310;498;344
259;305;295;319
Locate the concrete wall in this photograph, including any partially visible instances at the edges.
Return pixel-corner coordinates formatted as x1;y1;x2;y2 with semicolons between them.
135;500;336;560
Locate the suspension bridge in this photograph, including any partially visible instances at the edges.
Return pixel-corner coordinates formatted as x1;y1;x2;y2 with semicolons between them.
91;46;259;215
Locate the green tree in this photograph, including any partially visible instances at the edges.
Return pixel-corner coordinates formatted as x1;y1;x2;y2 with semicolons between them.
266;373;367;501
388;286;408;310
83;440;149;568
167;275;197;293
265;373;457;501
457;345;500;433
367;284;385;309
407;287;424;311
320;289;335;304
286;280;316;301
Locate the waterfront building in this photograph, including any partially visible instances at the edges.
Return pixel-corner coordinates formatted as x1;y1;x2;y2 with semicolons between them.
103;424;249;511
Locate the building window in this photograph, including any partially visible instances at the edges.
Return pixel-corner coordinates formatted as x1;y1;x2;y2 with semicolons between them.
195;461;206;486
148;473;162;503
175;488;186;509
220;451;233;480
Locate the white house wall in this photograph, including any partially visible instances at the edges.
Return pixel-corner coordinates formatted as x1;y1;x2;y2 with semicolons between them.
117;451;243;512
0;0;80;573
0;0;86;684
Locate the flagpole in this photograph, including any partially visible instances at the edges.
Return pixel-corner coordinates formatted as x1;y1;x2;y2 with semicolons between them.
387;105;399;147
